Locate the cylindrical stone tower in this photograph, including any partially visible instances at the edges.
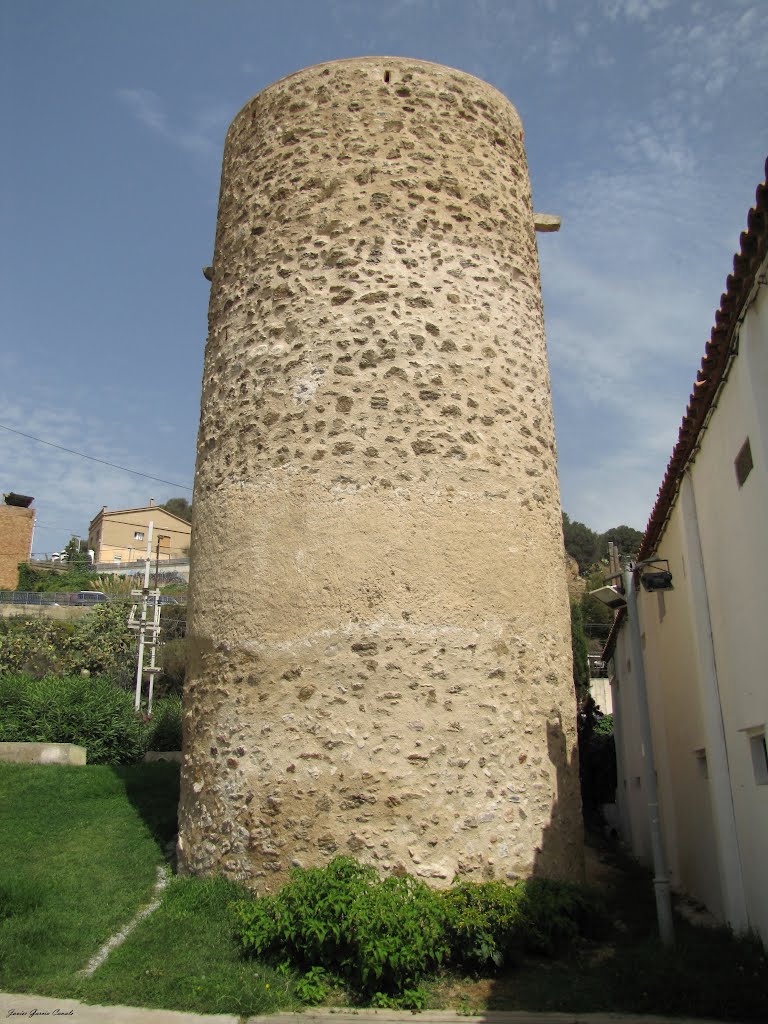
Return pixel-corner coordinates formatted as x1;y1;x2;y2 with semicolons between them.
178;57;583;889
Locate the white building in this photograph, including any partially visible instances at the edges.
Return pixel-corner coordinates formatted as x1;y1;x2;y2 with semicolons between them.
605;160;768;943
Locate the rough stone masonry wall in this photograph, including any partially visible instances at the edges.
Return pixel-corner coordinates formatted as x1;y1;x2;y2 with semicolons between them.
178;57;583;889
0;505;35;589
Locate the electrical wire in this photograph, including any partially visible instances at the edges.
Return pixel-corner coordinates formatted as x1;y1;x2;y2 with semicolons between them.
0;423;192;491
93;519;192;535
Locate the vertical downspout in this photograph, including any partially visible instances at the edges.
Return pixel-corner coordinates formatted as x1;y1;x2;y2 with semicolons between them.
624;569;675;946
679;472;749;932
609;667;633;847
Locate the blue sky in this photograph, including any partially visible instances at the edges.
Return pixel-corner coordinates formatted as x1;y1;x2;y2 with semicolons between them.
1;0;766;554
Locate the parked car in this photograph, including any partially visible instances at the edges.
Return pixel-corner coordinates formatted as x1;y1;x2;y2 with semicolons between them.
72;591;107;606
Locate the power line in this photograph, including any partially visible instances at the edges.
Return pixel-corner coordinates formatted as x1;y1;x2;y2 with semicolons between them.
0;423;192;492
96;518;192;535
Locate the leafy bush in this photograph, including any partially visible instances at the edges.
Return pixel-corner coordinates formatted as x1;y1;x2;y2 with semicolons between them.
443;876;602;970
235;858;449;1000
155;637;187;697
234;857;603;1004
0;619;75;677
236;857;376;968
146;695;182;751
68;602;135;676
0;673;147;764
16;562;94;593
512;877;602;955
443;880;527;970
0;604;134;680
345;873;450;994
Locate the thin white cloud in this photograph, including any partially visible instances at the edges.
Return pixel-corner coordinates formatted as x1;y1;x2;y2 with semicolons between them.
538;133;741;531
117;88;229;157
545;35;577;74
601;0;671;21
653;2;767;99
618;120;694;176
0;387;191;555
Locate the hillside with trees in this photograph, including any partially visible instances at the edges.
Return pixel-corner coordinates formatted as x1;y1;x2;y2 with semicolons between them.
562;513;643;576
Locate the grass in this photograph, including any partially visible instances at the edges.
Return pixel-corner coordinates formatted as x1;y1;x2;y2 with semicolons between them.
0;762;300;1016
80;875;301;1016
1;762;766;1020
0;762;177;992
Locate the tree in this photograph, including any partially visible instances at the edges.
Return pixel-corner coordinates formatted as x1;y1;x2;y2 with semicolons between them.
161;497;192;523
601;524;643;561
63;536;91;569
570;600;589;702
562;513;600;575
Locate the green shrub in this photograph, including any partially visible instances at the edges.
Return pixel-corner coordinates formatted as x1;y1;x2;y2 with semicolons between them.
16;561;94;593
0;619;74;677
513;877;602;955
68;602;135;676
443;880;527;970
0;604;134;680
346;873;450;994
443;876;603;970
155;637;187;696
234;857;602;1003
0;673;147;764
146;695;182;751
235;857;450;999
236;857;376;968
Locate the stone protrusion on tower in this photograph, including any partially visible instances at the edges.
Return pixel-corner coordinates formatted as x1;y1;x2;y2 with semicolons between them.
178;57;583;889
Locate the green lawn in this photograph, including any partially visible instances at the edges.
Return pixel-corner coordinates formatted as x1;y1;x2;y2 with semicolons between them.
1;762;766;1020
0;762;300;1016
0;763;177;992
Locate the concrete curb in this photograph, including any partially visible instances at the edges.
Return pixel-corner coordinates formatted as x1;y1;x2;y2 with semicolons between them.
0;993;732;1024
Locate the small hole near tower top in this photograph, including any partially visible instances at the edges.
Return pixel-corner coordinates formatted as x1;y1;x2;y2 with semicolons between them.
384;70;391;83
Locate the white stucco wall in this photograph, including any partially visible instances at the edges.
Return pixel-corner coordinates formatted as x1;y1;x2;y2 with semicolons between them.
681;271;768;941
588;676;613;715
636;507;724;919
611;260;767;942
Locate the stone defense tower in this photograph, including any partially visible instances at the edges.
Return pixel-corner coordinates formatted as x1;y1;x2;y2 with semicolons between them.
178;57;583;888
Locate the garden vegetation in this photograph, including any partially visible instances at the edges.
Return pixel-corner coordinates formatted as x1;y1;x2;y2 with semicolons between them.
234;856;604;1008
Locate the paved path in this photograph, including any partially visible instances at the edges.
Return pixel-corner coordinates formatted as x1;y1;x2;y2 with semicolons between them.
0;992;731;1024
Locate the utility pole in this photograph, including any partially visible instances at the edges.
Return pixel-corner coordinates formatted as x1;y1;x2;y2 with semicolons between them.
129;519;163;716
154;534;168;590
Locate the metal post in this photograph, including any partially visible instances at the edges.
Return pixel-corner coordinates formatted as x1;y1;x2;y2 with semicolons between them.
146;595;161;717
624;567;675;946
154;534;162;591
134;520;154;712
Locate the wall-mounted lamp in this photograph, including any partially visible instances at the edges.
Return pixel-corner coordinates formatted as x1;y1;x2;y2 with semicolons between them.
636;559;674;593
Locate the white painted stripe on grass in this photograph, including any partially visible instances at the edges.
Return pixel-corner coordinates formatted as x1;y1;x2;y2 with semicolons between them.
80;864;169;977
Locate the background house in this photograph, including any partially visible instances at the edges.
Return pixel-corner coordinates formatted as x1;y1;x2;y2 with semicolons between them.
87;498;191;567
0;492;36;588
606;160;767;943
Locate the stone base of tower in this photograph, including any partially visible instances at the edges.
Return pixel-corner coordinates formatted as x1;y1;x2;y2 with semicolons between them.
176;482;584;891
